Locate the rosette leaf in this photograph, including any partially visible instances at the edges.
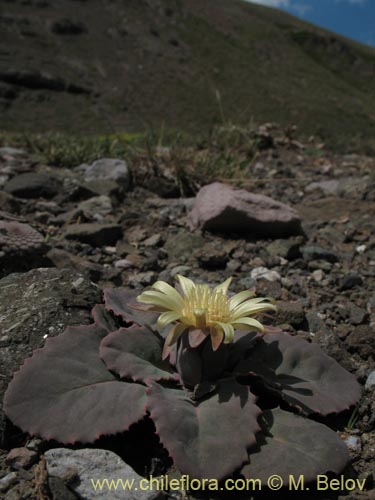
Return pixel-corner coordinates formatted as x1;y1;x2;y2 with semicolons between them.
235;333;361;416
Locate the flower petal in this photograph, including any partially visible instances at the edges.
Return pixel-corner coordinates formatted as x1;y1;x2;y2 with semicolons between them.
176;275;196;296
157;311;182;329
137;290;181;312
213;277;232;295
165;323;189;348
230;301;277;321
210;327;224;351
213;322;234;344
229;290;255;309
231;317;265;332
188;328;207;348
152;281;184;309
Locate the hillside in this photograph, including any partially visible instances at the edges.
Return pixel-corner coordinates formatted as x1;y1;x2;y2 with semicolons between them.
1;0;375;150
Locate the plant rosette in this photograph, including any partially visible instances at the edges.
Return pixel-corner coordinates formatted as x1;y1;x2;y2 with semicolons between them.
4;275;361;483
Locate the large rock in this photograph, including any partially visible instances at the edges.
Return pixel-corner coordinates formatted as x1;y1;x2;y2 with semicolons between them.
4;172;60;199
45;448;162;500
188;182;302;238
64;223;123;247
0;268;101;447
79;158;131;192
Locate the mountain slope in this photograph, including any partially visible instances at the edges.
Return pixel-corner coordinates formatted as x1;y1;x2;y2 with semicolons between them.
0;0;374;150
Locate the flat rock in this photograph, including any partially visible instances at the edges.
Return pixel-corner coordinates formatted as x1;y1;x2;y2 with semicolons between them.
4;173;60;199
64;223;123;247
79;158;130;191
0;268;101;447
77;195;113;220
45;448;162;500
188;182;302;238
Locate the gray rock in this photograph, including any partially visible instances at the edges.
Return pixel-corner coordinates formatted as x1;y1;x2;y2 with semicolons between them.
47;248;103;281
365;371;375;390
266;236;304;260
343;436;362;454
306;311;326;333
6;447;38;469
77;196;113;220
275;301;305;327
250;267;281;282
305;180;339;196
45;448;162;500
302;246;339;263
80;158;130;192
188;182;303;238
0;472;17;493
4;173;60;199
64;223;122;247
0;147;26;157
0;268;101;446
340;273;363;291
164;229;205;263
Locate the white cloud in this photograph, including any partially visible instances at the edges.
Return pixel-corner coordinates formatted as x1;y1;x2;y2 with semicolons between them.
245;0;312;17
245;0;290;6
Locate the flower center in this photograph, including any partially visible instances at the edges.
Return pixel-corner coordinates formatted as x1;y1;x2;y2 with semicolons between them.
182;284;230;327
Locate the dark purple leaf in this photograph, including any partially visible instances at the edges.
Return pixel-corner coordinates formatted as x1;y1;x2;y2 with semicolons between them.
4;324;147;443
100;326;179;385
92;304;118;332
235;333;361;415
103;287;158;327
242;408;349;483
146;378;261;480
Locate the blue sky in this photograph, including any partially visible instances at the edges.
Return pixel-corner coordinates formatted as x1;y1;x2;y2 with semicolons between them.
245;0;375;47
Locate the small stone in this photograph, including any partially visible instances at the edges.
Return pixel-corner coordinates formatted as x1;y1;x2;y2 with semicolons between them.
349;305;369;326
302;246;338;263
356;244;367;254
6;447;38;469
196;245;229;270
340;273;363;291
4;173;60;199
226;259;242;272
77;195;112;220
0;472;17;492
343;435;362;454
143;234;163;247
306;311;326;333
275;301;305;327
305;180;339;196
80;158;130;191
64;223;122;247
250;267;281;282
365;371;375;390
170;265;192;277
312;269;324;282
45;448;161;500
266;236;303;260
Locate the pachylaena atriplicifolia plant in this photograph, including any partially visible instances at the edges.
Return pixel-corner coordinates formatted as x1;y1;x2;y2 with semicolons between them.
4;275;361;483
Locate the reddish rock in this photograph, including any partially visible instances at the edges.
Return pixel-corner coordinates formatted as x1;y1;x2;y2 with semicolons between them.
188;182;302;238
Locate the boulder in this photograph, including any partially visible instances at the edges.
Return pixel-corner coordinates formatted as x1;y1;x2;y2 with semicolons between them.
188;182;302;238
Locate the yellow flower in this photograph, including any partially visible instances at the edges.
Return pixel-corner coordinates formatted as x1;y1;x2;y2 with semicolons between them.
136;275;276;358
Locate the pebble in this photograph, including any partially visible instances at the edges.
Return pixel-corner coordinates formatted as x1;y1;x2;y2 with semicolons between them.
365;371;375;390
6;447;38;469
45;448;162;500
343;435;362;454
0;472;17;493
250;267;281;282
312;269;324;282
340;273;363;291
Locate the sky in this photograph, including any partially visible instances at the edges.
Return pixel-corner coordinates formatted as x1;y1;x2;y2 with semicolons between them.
245;0;375;47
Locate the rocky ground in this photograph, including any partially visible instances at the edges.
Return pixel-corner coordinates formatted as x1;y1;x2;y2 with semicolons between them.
0;126;374;499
